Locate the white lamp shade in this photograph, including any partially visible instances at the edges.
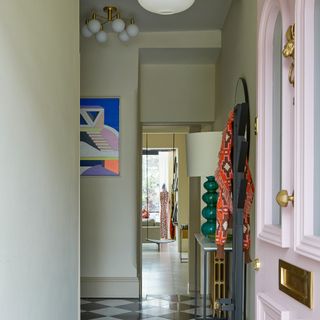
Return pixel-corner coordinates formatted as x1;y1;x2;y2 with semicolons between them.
81;24;93;38
118;30;130;42
112;18;125;33
186;132;222;177
88;19;101;34
138;0;195;15
127;24;139;37
95;30;108;43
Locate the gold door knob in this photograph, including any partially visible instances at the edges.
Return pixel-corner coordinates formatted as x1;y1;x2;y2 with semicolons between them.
276;190;294;207
252;258;261;271
214;300;221;310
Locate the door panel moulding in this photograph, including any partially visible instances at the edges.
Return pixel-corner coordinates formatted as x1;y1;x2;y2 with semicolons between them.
256;0;293;248
294;0;320;262
257;293;291;320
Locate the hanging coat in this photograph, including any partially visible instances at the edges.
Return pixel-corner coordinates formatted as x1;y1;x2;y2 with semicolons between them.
215;111;254;262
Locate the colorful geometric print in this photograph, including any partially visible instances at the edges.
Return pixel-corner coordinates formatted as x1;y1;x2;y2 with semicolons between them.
80;98;120;176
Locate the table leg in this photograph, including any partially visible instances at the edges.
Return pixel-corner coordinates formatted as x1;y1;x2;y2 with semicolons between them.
180;229;182;262
203;251;207;320
194;237;198;319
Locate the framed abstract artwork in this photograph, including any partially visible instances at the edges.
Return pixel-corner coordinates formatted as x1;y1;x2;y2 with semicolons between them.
80;97;120;176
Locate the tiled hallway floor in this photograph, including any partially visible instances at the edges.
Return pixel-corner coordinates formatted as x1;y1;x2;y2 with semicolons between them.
81;294;213;320
142;242;188;296
81;243;204;319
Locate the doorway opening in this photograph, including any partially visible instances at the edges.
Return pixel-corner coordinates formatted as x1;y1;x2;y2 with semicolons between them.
141;131;189;298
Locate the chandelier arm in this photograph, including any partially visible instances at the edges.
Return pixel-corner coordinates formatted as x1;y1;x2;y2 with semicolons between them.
93;13;109;22
87;13;128;24
86;10;134;24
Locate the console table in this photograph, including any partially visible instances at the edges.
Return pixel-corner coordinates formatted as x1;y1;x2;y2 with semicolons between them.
194;233;232;319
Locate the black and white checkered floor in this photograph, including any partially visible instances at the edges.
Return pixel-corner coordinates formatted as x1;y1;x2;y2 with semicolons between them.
81;295;215;320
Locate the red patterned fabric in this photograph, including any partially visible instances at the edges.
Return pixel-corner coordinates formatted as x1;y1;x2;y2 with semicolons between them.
243;164;254;260
160;191;169;239
215;111;254;262
170;193;175;239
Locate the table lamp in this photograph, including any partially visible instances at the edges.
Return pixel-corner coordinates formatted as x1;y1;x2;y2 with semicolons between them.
186;131;222;239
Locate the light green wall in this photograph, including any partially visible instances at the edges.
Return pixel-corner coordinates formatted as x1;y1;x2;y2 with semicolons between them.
80;38;141;297
214;1;257;319
215;0;257;134
80;31;221;298
141;64;215;123
0;0;80;318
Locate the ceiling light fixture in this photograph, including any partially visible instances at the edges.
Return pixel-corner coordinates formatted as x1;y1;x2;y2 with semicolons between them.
81;6;139;44
138;0;195;15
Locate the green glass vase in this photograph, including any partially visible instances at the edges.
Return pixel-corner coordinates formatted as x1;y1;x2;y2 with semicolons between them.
201;176;218;239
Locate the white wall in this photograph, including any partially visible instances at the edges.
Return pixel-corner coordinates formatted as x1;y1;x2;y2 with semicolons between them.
0;1;80;319
141;64;215;123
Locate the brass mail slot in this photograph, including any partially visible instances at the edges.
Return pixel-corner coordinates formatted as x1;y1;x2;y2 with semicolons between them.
279;259;313;309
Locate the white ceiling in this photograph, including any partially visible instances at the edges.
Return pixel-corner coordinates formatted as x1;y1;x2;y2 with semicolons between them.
80;0;232;32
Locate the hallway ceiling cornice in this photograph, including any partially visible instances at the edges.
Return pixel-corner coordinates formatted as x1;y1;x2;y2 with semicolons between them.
80;0;232;32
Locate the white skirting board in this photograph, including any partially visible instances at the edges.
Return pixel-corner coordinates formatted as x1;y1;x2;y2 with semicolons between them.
81;277;140;298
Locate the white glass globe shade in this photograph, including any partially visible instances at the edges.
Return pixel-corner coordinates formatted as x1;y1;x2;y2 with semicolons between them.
95;30;108;43
112;18;125;33
138;0;195;15
127;24;139;37
88;19;101;34
81;24;93;38
118;30;130;42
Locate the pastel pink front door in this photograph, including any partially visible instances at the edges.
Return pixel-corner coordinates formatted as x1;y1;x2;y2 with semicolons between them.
256;0;320;319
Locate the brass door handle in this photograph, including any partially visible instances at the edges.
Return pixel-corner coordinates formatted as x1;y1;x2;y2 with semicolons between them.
252;258;261;271
214;300;221;310
276;190;294;207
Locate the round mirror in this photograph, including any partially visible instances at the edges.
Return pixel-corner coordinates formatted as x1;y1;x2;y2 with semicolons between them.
234;77;249;106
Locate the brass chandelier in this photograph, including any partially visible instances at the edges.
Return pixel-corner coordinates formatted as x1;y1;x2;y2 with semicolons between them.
81;6;139;43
